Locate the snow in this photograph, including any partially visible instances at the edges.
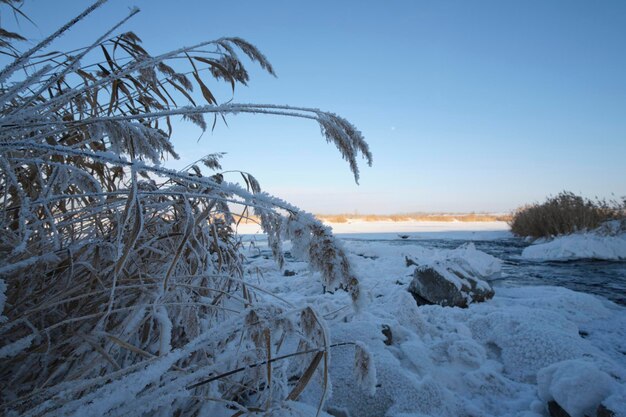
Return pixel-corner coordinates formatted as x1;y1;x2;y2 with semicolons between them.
328;220;510;236
522;230;626;261
537;359;618;417
434;241;502;279
237;220;512;240
8;221;626;416
241;231;626;417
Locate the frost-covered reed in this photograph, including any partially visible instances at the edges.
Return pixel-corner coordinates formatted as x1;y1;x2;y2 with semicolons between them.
0;1;373;415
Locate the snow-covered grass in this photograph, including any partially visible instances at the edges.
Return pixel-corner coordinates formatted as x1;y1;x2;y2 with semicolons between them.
242;235;626;417
0;3;373;415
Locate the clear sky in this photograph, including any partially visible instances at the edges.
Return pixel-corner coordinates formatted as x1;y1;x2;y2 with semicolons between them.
9;0;626;213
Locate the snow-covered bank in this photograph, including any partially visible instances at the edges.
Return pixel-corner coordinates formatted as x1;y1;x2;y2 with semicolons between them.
238;220;512;240
522;231;626;261
245;237;626;417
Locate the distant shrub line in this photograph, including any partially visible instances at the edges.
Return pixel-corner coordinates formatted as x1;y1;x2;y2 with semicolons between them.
509;191;626;239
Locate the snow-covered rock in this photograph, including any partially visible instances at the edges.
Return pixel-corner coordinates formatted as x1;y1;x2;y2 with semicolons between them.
405;242;498;307
521;231;626;261
537;359;620;417
408;263;495;307
441;242;503;278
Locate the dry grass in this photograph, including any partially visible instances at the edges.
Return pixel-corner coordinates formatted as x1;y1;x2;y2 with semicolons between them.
509;191;625;238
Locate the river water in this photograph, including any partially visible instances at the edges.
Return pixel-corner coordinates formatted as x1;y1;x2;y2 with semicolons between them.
339;235;626;306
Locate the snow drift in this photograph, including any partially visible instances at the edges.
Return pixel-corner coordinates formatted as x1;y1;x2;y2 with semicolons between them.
522;229;626;261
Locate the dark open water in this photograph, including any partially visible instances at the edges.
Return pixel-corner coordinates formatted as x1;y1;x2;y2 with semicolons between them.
341;236;626;306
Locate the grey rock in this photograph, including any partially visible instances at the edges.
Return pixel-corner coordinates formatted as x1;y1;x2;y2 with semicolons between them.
381;324;393;345
546;400;616;417
408;264;494;308
548;400;571;417
326;406;351;417
596;404;616;417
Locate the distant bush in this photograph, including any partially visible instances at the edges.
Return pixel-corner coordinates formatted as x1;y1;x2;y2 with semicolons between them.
510;191;625;238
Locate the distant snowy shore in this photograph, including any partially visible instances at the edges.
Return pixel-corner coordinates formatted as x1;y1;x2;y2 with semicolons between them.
237;220;512;239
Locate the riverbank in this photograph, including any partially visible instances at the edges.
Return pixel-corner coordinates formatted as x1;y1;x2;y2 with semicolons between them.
240;231;626;417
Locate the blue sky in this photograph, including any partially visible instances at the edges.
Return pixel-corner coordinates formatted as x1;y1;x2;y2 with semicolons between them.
10;0;626;213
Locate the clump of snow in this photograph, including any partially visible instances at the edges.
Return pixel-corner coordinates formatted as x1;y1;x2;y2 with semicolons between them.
521;230;626;261
468;305;585;381
440;242;503;278
537;359;618;417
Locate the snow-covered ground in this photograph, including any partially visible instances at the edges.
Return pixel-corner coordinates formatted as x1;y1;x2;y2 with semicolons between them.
242;226;626;417
522;230;626;261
